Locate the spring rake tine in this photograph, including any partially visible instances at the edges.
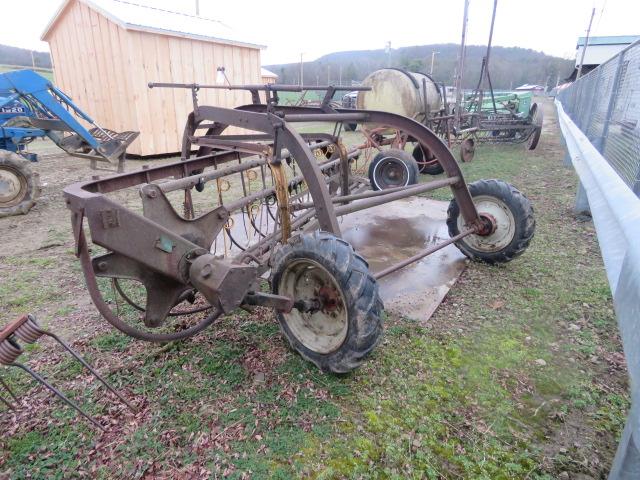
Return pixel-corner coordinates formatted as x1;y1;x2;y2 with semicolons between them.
17;314;135;412
10;362;105;431
0;393;14;410
0;375;18;402
39;330;136;413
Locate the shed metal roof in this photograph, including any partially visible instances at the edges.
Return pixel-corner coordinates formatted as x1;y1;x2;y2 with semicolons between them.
576;35;640;47
42;0;266;49
514;84;545;90
260;68;278;78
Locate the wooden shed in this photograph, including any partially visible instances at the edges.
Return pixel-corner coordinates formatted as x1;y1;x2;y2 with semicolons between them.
261;68;278;84
42;0;265;156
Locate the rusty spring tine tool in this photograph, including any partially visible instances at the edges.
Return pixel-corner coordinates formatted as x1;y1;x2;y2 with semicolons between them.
13;315;136;412
0;336;105;431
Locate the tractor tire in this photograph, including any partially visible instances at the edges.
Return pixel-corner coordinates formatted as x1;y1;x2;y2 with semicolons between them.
527;103;544;150
368;148;419;191
270;231;384;373
412;144;444;175
446;179;535;264
459;138;476;162
0;150;39;218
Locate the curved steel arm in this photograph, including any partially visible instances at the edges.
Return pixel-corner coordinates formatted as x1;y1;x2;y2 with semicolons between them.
182;105;341;235
231;104;481;227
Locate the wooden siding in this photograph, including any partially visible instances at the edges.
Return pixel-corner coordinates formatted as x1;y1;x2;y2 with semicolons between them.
45;0;262;156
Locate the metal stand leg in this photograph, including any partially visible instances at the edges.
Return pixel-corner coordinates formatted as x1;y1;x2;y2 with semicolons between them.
9;363;105;431
575;181;591;216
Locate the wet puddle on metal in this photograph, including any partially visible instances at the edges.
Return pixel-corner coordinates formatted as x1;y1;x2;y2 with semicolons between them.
339;197;467;323
212;196;466;323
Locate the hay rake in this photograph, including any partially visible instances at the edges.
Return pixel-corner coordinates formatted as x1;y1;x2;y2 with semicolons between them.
63;83;535;373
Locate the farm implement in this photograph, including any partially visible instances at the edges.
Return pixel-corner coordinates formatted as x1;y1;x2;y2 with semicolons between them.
64;82;535;373
0;69;138;217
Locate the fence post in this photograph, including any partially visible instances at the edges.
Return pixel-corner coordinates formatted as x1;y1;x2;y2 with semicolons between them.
575;181;590;215
597;52;626;154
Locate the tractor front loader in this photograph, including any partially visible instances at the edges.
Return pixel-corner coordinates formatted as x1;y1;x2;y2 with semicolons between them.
0;69;138;217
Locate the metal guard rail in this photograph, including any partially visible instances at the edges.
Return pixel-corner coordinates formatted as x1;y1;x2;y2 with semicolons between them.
556;99;640;479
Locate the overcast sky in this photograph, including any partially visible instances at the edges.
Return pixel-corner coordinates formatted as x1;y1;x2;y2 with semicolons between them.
1;0;638;65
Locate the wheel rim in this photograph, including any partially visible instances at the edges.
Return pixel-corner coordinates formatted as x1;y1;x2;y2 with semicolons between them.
373;156;410;189
278;259;348;354
412;145;438;172
460;138;475;162
527;104;543;149
0;165;28;207
458;195;516;252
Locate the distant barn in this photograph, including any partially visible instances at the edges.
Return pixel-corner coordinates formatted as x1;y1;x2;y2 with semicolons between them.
261;67;278;84
514;84;545;93
570;35;640;81
42;0;265;156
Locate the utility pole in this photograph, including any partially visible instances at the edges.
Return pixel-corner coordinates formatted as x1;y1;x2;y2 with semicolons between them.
327;65;330;85
195;0;199;16
576;7;595;80
385;41;391;67
430;51;439;75
300;53;304;86
454;0;470;129
481;0;499;113
339;66;342;86
30;50;36;68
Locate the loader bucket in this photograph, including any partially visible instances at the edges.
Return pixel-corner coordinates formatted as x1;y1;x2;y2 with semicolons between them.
58;128;139;163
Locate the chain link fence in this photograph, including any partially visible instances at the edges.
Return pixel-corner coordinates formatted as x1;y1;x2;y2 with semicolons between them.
558;40;640;195
556;40;640;479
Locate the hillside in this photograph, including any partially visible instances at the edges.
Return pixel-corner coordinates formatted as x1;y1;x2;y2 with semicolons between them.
266;44;574;90
0;44;52;69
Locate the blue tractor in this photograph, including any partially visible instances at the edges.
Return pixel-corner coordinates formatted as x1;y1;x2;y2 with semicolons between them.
0;69;138;217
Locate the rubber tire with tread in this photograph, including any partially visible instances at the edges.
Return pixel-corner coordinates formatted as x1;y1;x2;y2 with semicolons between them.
447;179;535;264
527;103;544;150
412;144;444;175
270;231;384;373
368;148;419;191
0;150;38;218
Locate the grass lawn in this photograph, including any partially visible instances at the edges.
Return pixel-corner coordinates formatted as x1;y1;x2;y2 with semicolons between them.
0;102;628;479
0;65;53;81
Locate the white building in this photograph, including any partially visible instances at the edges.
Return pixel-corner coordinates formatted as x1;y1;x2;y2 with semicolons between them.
575;35;640;73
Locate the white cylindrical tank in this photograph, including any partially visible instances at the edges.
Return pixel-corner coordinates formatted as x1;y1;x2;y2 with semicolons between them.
356;68;442;122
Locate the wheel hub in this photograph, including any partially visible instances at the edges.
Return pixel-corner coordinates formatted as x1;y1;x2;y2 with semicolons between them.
458;195;516;252
377;158;409;188
475;213;498;236
317;285;340;313
0;166;27;205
